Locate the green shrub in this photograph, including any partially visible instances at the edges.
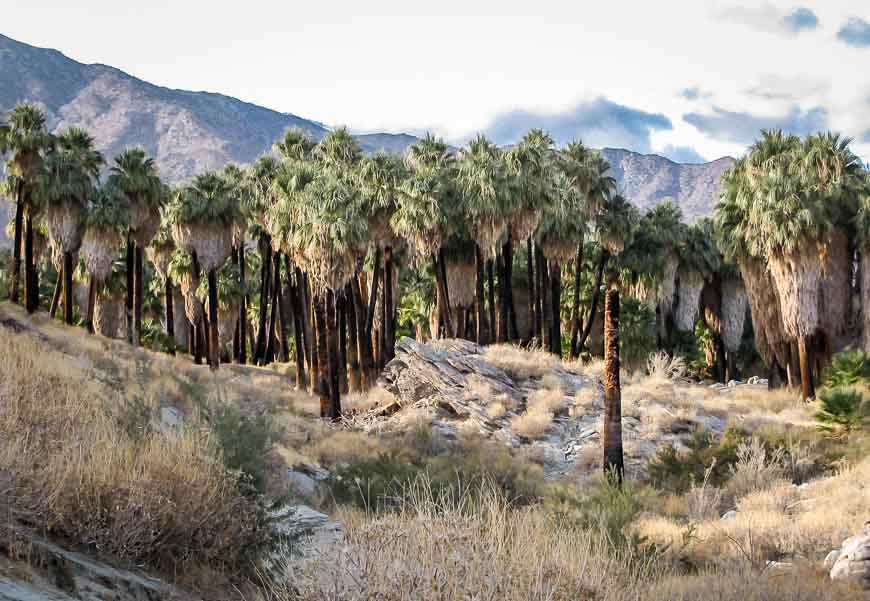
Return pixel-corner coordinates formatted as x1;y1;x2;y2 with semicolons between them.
211;406;276;493
322;450;423;510
822;351;870;388
620;298;657;372
816;386;870;432
647;428;746;493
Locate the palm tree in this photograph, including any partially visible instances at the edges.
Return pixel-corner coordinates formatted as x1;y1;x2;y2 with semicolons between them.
457;135;514;344
0;103;53;311
602;286;623;483
395;134;457;339
642;201;685;349
169;172;240;369
674;220;720;332
168;249;205;362
35;127;103;325
220;163;251;364
358;152;406;365
145;217;177;352
81;182;129;333
111;148;163;346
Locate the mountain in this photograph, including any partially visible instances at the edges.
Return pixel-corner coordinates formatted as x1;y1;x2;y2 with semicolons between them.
0;32;733;250
600;149;734;222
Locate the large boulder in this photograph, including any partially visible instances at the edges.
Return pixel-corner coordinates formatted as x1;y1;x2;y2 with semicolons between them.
830;523;870;588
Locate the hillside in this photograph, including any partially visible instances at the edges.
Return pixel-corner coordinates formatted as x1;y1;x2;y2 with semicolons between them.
0;32;732;247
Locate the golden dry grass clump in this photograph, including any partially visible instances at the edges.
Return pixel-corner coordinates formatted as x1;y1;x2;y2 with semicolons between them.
0;320;271;576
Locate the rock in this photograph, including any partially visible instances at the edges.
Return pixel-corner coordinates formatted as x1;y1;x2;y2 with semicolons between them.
726;379;743;388
0;525;180;601
270;505;343;558
830;524;870;588
160;406;181;427
721;510;738;521
286;470;318;497
670;419;694;434
825;549;841;568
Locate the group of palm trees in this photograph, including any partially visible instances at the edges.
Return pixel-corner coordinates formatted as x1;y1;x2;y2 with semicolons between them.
2;101;868;418
716;130;870;401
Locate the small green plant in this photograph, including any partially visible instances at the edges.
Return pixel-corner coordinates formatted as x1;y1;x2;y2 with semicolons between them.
822;352;870;388
647;428;746;493
816;386;870;432
108;394;154;441
322;450;422;510
211;406;276;493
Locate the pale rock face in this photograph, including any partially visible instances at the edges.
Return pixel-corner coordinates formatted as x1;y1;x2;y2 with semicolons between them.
830;523;870;588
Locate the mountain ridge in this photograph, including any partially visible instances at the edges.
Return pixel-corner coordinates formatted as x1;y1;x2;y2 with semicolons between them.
0;32;733;251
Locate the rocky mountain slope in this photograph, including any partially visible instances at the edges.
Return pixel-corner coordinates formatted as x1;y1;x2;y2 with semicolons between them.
0;32;733;248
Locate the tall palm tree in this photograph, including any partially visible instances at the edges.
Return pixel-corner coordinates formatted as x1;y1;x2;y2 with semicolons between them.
169;172;240;369
81;181;129;333
395;134;457;339
674;220;720;332
358;152;406;364
602;286;623;483
35;127;103;325
457;135;514;344
145;217;177;352
111;148;163;346
0;103;53;311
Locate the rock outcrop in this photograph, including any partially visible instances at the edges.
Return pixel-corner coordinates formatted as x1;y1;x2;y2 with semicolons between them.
830;523;870;588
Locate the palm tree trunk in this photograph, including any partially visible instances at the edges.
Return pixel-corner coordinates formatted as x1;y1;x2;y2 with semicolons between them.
255;237;272;364
133;245;144;346
527;237;537;343
540;253;552;351
487;259;496;342
569;241;584;359
503;234;519;340
165;276;175;354
603;288;624;484
287;262;306;390
345;282;361;392
207;269;220;369
496;252;509;343
326;289;342;420
188;322;195;357
725;351;738;383
313;293;330;418
352;275;375;388
367;248;382;338
10;186;23;304
24;213;36;313
578;251;609;352
798;335;815;401
714;334;727;383
49;264;62;318
273;252;290;363
535;246;545;342
383;246;395;363
193;321;203;365
125;231;134;342
550;259;562;356
433;252;455;338
475;244;486;345
292;265;311;368
85;275;96;333
337;289;348;393
62;251;73;324
265;274;279;364
306;274;319;389
238;245;248;364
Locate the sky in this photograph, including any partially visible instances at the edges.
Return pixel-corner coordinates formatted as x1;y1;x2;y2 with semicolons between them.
4;0;870;163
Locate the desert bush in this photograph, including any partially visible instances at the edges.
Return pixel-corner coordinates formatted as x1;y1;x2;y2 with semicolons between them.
822;351;870;388
727;438;785;499
647;428;746;493
0;329;271;576
816;386;870;432
646;351;688;380
684;461;725;520
211;405;276;493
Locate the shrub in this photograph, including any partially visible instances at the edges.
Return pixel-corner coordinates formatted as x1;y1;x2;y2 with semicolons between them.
727;438;785;498
620;298;657;373
647;428;746;493
0;329;271;577
816;386;870;432
211;405;276;493
321;450;422;509
822;351;870;388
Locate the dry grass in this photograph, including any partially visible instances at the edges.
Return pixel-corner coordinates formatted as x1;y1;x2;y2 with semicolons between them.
0;304;270;579
636;455;870;565
484;344;561;380
272;478;661;601
308;430;385;467
510;385;568;439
